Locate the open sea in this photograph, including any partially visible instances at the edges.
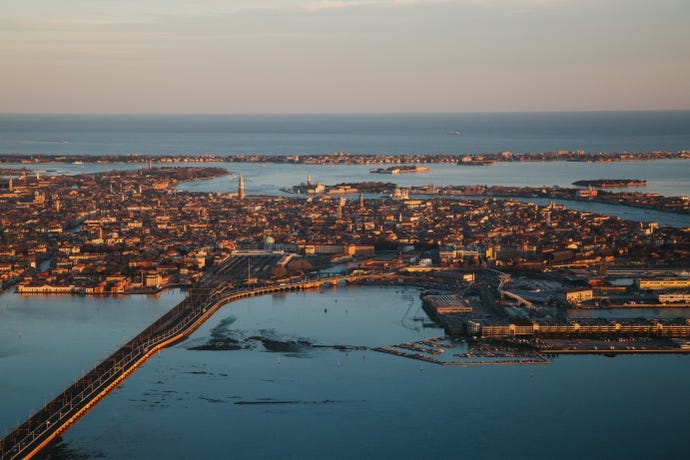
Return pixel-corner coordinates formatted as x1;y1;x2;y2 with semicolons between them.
1;112;690;459
1;111;689;156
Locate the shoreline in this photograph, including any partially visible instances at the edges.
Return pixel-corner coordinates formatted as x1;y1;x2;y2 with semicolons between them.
1;150;689;167
13;284;186;297
284;180;690;216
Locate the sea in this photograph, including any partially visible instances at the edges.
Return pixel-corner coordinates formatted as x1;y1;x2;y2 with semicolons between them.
1;111;689;156
1;112;690;459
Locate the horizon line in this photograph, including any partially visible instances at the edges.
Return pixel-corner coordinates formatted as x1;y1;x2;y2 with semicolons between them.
2;109;690;117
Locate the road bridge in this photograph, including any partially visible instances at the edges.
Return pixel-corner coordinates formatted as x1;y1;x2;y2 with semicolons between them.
0;269;396;460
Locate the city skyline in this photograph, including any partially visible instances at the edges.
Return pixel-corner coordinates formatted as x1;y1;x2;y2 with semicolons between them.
2;0;689;114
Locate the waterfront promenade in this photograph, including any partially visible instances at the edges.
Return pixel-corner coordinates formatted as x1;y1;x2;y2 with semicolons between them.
0;267;394;460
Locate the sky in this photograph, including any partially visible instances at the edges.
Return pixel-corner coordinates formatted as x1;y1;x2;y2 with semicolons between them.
1;0;689;114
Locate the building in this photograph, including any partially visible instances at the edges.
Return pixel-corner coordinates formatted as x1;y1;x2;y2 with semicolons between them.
657;293;690;303
578;186;598;198
302;244;345;255
422;293;473;315
345;244;375;257
144;273;162;289
557;288;593;304
471;318;690;339
636;278;690;291
263;235;276;251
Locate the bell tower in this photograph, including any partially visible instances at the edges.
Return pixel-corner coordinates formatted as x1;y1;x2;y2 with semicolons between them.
238;174;245;200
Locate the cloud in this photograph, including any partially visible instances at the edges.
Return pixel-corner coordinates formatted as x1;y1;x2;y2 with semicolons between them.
298;0;564;11
0;0;565;38
0;17;153;31
464;0;564;7
299;0;454;12
1;0;565;31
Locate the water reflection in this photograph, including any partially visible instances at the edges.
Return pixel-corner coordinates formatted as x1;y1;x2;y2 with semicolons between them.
48;286;690;459
0;288;184;434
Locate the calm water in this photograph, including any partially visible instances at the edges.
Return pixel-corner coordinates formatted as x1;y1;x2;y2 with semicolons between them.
21;287;686;460
0;288;185;435
6;159;690;197
1;112;689;156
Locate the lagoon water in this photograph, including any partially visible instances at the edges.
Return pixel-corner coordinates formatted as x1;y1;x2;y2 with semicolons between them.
0;289;185;437
6;159;690;199
2;286;684;459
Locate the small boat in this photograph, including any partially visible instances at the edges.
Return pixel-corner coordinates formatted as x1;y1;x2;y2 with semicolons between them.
448;130;461;135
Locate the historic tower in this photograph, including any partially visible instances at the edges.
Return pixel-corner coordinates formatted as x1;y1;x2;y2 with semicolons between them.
238;174;245;200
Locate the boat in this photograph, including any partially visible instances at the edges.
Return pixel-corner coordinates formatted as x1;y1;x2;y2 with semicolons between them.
448;131;461;135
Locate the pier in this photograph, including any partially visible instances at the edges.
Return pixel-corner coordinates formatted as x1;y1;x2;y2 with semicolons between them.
0;266;395;460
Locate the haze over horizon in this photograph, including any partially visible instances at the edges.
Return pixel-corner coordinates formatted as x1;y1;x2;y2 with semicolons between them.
2;0;689;114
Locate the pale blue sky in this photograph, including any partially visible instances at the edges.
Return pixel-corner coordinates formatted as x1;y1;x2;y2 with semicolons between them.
1;0;689;113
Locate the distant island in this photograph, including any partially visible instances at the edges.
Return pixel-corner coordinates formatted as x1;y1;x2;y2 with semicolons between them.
0;150;688;167
573;179;647;188
286;180;690;215
370;165;429;174
459;156;496;166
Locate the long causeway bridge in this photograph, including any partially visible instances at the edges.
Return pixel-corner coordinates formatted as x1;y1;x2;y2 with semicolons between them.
0;269;395;459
